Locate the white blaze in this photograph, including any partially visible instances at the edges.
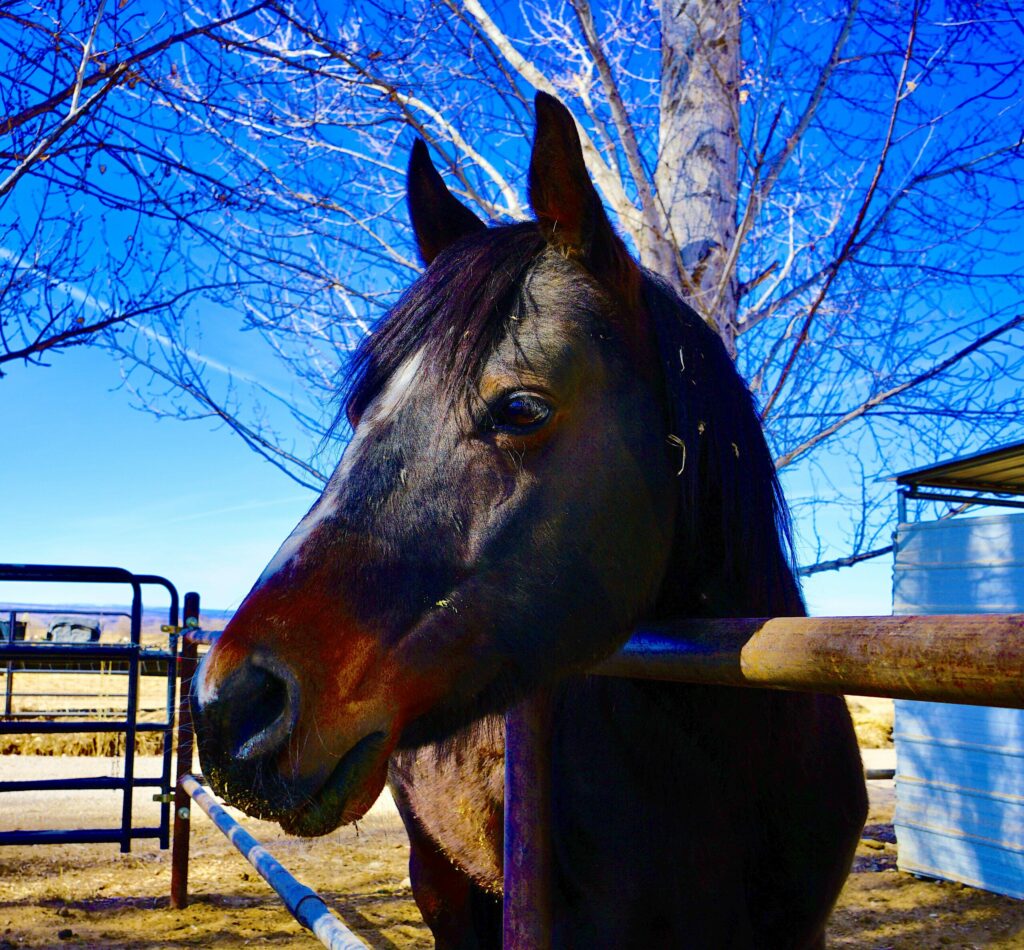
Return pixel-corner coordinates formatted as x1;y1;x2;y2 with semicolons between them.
256;348;426;587
256;495;336;587
370;348;424;421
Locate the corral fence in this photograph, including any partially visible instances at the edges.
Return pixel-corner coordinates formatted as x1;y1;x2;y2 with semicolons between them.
0;563;183;852
3;604;175;722
169;611;1024;949
169;616;379;948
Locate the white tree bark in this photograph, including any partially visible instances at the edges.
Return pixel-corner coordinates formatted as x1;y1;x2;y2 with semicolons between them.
655;0;740;354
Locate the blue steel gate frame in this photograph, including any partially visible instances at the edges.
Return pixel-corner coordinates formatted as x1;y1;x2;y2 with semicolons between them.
0;564;181;852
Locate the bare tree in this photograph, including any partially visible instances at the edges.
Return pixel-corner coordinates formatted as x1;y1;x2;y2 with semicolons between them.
3;0;1022;572
0;2;280;360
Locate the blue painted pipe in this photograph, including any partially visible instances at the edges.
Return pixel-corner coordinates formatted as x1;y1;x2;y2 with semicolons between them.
180;774;368;950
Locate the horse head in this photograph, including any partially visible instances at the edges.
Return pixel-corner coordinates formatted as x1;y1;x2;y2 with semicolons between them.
192;94;688;835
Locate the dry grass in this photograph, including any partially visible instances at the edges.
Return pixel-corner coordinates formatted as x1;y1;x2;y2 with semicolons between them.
847;695;894;749
1;670;177;756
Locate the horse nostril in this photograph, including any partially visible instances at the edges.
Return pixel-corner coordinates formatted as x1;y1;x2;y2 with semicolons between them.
196;656;300;764
233;663;297;760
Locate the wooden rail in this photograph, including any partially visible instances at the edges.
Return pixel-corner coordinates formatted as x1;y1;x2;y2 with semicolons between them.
594;614;1024;705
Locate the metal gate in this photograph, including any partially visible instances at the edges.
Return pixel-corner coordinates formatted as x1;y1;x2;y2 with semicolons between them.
0;563;182;852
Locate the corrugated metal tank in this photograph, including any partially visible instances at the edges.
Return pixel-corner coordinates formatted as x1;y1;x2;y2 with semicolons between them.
893;511;1024;898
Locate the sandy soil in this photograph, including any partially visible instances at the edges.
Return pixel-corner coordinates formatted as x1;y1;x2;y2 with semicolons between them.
1;757;428;949
831;765;1024;949
2;756;1023;949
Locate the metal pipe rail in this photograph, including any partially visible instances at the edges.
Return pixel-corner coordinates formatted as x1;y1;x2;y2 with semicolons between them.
180;775;369;950
505;612;1024;948
592;613;1024;706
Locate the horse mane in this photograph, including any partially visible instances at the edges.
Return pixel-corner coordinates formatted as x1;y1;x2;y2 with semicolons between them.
642;274;805;621
339;225;803;622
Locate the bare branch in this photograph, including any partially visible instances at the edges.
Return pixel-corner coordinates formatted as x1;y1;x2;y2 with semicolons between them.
774;312;1024;470
798;544;893;576
760;0;922;418
567;0;666;243
460;0;643;240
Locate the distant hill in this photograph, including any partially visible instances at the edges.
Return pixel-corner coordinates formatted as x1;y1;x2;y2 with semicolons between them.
0;602;233;642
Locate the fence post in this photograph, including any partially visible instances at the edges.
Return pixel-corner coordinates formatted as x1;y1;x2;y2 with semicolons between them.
170;591;200;909
503;690;554;950
119;581;143;853
3;611;14;719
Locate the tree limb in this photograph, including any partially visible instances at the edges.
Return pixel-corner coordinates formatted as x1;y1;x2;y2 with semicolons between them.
459;0;643;239
798;544;893;576
567;0;666;244
774;311;1024;470
760;0;922;417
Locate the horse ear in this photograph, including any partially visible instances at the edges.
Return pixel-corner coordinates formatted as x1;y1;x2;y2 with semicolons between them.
407;139;487;266
528;93;635;288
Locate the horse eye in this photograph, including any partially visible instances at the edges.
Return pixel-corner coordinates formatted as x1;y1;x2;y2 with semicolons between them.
490;392;552;433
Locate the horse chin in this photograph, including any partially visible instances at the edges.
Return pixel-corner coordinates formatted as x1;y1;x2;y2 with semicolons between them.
278;731;392;837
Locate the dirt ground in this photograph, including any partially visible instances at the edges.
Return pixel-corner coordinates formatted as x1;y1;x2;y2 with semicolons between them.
3;755;1024;949
0;756;429;949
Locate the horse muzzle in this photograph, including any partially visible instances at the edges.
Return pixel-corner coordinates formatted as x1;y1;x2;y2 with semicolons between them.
191;648;394;836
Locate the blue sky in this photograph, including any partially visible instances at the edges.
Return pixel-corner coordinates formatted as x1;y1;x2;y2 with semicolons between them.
1;339;896;616
1;343;316;614
9;0;1017;619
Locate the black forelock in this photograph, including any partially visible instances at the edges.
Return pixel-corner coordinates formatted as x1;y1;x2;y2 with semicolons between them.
338;223;546;429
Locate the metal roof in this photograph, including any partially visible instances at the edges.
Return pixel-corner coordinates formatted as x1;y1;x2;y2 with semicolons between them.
895;440;1024;497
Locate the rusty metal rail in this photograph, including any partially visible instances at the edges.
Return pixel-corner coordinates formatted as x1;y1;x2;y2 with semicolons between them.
504;613;1024;948
592;614;1024;705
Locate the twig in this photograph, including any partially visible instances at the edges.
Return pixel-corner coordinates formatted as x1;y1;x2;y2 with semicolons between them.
761;0;921;419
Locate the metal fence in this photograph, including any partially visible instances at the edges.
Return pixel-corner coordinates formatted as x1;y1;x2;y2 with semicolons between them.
0;564;182;852
169;611;1024;947
504;612;1024;947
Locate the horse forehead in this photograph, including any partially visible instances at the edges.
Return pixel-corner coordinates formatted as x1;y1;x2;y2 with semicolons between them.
523;253;600;321
488;260;604;369
368;348;427;420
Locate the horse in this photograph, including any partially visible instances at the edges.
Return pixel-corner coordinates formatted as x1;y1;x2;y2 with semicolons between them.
192;92;867;948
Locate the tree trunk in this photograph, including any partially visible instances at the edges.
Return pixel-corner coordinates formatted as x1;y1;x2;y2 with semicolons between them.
655;0;740;356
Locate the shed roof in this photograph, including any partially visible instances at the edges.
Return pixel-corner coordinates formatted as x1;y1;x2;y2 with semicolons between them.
895;441;1024;497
